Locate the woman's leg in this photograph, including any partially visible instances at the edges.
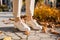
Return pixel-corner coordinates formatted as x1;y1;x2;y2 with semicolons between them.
13;0;18;18
13;0;22;22
30;0;35;17
25;0;42;30
25;0;31;20
13;0;22;18
13;0;31;35
9;0;19;22
17;0;22;18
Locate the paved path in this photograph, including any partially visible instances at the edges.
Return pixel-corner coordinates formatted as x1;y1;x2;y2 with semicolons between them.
0;12;60;40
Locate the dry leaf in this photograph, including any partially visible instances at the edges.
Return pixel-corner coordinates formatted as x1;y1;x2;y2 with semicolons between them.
2;20;5;22
25;31;30;35
50;29;60;35
0;31;2;34
9;18;14;21
57;37;60;40
2;20;11;24
3;36;11;40
42;25;47;33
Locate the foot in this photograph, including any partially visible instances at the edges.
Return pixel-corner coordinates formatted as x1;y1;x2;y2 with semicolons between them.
14;17;31;34
32;19;42;29
26;19;42;30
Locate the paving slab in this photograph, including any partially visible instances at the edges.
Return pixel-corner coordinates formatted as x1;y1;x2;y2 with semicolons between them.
0;33;6;39
15;32;27;39
20;38;27;40
28;35;40;40
29;30;36;36
41;38;55;40
0;22;14;27
0;12;59;40
37;33;50;38
4;32;20;40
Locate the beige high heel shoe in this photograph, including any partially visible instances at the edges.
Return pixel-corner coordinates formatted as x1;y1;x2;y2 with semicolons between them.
26;19;42;30
14;17;31;35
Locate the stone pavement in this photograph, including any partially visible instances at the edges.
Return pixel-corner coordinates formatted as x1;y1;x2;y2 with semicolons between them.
0;12;60;40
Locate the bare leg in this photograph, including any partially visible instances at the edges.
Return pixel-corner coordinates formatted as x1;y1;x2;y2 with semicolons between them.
25;0;31;20
30;0;35;17
2;0;19;24
13;0;31;35
8;0;19;21
26;0;42;30
13;0;18;18
10;0;21;21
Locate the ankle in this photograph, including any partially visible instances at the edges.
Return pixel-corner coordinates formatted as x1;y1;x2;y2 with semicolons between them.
15;17;20;22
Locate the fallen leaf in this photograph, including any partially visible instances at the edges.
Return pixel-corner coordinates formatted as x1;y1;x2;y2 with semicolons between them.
3;36;12;40
9;18;14;21
57;37;60;40
0;31;2;34
50;29;60;35
25;31;30;35
2;20;5;22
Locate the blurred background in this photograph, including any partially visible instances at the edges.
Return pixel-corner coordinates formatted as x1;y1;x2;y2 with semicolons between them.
0;0;59;12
